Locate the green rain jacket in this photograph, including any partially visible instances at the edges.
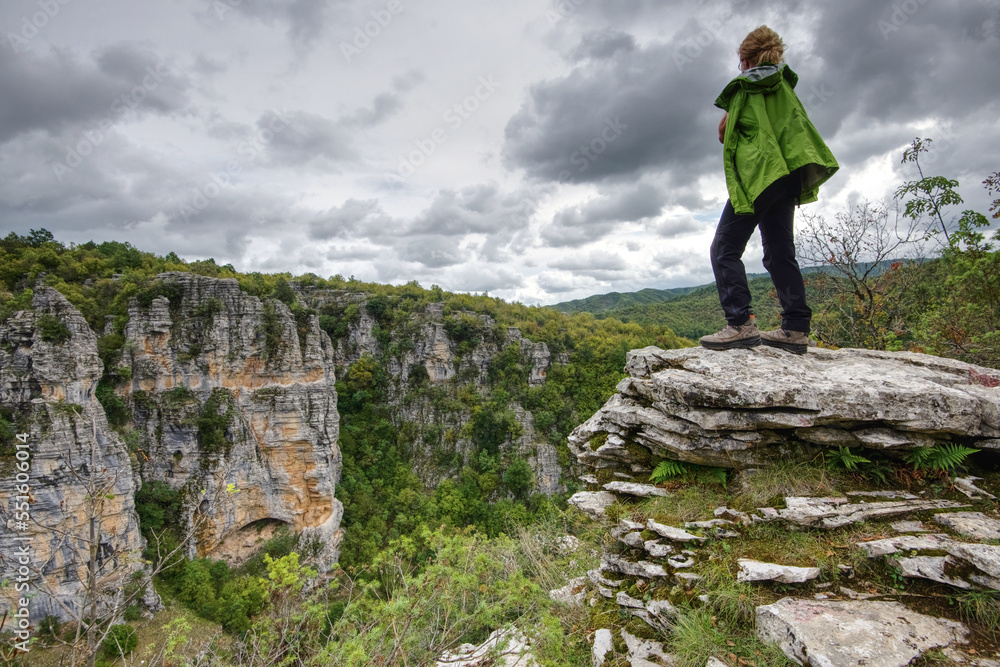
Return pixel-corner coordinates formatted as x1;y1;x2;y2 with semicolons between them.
715;64;839;215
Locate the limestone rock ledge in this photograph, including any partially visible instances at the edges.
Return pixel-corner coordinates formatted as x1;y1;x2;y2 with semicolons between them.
569;346;1000;473
123;272;343;567
0;288;152;621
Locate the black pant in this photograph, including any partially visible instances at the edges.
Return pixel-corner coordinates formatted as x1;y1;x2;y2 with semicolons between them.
710;172;811;332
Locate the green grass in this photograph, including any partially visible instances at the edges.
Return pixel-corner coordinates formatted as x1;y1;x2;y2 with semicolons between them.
732;460;838;509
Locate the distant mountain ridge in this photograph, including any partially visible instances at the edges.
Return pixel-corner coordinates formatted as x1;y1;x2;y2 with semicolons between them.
551;261;905;340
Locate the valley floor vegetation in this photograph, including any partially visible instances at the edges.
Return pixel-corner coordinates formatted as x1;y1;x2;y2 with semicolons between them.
11;448;1000;667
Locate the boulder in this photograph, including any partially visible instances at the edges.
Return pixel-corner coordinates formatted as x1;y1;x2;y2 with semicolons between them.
436;627;537;666
568;346;1000;470
568;491;617;520
953;476;996;500
593;628;613;667
603;554;668;579
604;481;668;497
737;559;821;584
646;519;706;542
621;629;676;667
933;512;1000;540
757;496;968;529
756;598;969;667
857;534;1000;590
549;577;588;607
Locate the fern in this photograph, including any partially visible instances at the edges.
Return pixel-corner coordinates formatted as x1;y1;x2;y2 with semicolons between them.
825;446;871;471
698;467;729;490
650;460;687;484
906;444;979;472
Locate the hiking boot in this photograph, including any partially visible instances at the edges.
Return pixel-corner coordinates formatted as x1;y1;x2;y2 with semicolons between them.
760;328;809;355
700;320;760;350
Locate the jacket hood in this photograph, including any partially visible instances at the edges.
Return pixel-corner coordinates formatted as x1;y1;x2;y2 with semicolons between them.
715;63;799;110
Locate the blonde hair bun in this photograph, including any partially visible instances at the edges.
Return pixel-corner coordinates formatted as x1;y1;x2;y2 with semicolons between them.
739;25;785;67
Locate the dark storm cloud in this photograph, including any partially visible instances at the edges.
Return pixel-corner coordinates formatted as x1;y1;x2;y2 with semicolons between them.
570;28;636;61
260;110;357;165
0;44;189;145
308;198;393;241
652;216;705;239
396;235;468;268
205;0;334;47
540;183;665;247
784;1;1000;140
407;183;525;236
341;92;404;127
502;30;723;186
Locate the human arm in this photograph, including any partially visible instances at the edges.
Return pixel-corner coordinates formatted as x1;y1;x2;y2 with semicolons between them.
718;112;727;144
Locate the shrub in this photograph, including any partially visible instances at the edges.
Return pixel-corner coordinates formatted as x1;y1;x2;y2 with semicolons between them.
102;624;137;658
37;314;71;343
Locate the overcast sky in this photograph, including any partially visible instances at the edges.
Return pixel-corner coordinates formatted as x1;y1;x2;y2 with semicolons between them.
2;0;998;305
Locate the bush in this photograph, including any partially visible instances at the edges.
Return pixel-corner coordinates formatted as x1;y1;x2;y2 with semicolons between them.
37;314;71;343
102;624;137;657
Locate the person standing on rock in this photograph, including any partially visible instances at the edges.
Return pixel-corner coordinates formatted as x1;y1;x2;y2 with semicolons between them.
700;26;838;355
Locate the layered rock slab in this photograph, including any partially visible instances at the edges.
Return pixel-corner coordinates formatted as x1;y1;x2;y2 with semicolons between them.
569;346;1000;470
756;598;969;667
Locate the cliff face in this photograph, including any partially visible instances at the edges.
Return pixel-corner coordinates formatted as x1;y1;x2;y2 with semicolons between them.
302;292;568;495
0;272;344;623
122;273;343;565
0;288;149;621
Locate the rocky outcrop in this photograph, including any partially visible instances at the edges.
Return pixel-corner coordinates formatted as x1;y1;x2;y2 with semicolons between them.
569;346;1000;475
857;531;1000;590
756;598;969;667
0;288;151;621
436;627;537;666
123;273;342;566
564;344;1000;664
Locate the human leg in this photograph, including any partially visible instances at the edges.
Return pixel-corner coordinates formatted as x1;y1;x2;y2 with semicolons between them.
710;200;759;327
758;190;811;333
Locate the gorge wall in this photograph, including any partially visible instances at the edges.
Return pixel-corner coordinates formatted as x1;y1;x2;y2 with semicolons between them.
0;273;344;621
1;272;579;621
0;288;147;621
299;288;569;496
121;273;343;565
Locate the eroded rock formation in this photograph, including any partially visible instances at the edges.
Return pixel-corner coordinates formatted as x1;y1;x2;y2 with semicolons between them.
569;346;1000;477
0;288;150;621
301;290;567;495
123;273;342;565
